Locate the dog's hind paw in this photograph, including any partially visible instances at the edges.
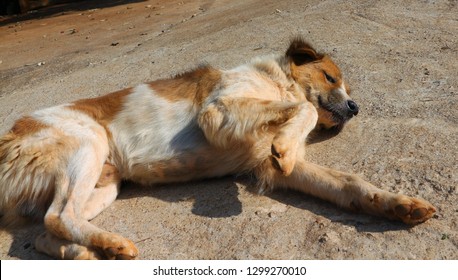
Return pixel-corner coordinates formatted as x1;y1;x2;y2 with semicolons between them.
105;244;138;260
390;196;436;225
94;233;139;260
105;240;138;260
34;232;103;260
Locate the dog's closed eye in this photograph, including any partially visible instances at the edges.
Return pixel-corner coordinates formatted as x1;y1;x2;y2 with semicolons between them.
324;72;336;84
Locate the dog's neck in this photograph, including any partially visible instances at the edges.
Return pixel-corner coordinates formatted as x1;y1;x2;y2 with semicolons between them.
249;55;306;102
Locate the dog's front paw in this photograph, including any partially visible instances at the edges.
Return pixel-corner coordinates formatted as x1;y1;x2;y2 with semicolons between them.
390;196;436;225
271;135;297;176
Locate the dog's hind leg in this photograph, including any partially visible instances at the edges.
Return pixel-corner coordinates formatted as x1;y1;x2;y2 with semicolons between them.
36;163;123;259
35;231;101;260
41;144;138;260
264;159;436;224
82;163;121;221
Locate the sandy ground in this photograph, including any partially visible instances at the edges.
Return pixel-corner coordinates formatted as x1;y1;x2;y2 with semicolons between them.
0;0;457;260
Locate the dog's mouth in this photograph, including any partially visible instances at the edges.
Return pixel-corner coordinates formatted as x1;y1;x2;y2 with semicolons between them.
318;96;357;131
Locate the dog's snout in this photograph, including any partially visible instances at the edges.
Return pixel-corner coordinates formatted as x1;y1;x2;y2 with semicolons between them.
346;100;359;116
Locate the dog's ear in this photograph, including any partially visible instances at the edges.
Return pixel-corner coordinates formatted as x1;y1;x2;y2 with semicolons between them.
286;38;323;65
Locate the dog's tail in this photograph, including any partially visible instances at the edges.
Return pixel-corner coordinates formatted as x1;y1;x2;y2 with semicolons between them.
0;132;55;228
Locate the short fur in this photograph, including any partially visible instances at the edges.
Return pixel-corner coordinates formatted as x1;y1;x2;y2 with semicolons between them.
0;38;436;259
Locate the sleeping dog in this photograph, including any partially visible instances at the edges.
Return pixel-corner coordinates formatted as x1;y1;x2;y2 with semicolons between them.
0;38;436;259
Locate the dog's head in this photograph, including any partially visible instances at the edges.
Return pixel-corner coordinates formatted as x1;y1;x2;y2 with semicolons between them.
286;38;359;132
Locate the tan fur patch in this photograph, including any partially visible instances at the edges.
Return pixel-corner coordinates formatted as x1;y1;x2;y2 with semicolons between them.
10;116;48;137
316;107;336;128
96;163;121;188
68;88;132;138
0;125;80;226
290;55;343;94
45;214;72;241
148;66;221;106
68;88;132;124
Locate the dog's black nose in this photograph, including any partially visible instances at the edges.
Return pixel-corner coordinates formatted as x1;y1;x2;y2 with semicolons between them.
347;100;359;116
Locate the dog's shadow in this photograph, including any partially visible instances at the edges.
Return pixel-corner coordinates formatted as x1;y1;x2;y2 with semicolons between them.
307;125;343;144
118;174;409;233
4;224;52;260
119;177;243;218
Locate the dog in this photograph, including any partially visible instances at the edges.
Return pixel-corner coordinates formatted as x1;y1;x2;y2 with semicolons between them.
0;38;436;259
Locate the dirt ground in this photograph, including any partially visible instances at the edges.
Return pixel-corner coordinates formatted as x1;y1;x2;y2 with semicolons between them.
0;0;457;260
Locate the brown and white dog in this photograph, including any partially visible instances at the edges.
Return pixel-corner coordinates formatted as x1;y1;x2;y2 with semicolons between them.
0;38;436;259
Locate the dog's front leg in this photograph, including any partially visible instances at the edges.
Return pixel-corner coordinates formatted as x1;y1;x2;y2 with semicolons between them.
270;101;317;176
198;97;305;147
198;97;317;175
270;160;436;224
